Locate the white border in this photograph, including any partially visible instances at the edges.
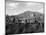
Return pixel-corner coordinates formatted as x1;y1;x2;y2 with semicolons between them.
0;0;46;35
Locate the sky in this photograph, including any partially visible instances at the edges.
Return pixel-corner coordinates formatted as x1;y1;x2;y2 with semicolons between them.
6;0;44;16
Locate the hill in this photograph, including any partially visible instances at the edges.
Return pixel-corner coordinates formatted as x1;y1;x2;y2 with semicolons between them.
15;11;44;19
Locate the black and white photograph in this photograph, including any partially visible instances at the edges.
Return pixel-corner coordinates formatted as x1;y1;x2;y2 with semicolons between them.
5;0;44;35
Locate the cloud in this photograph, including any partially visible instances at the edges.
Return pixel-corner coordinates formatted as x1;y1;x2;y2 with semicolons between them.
6;2;19;10
9;3;19;7
26;3;43;10
26;3;33;6
6;1;44;15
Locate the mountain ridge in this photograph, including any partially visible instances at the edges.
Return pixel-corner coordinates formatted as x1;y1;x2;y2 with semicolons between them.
15;11;44;18
6;11;44;19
